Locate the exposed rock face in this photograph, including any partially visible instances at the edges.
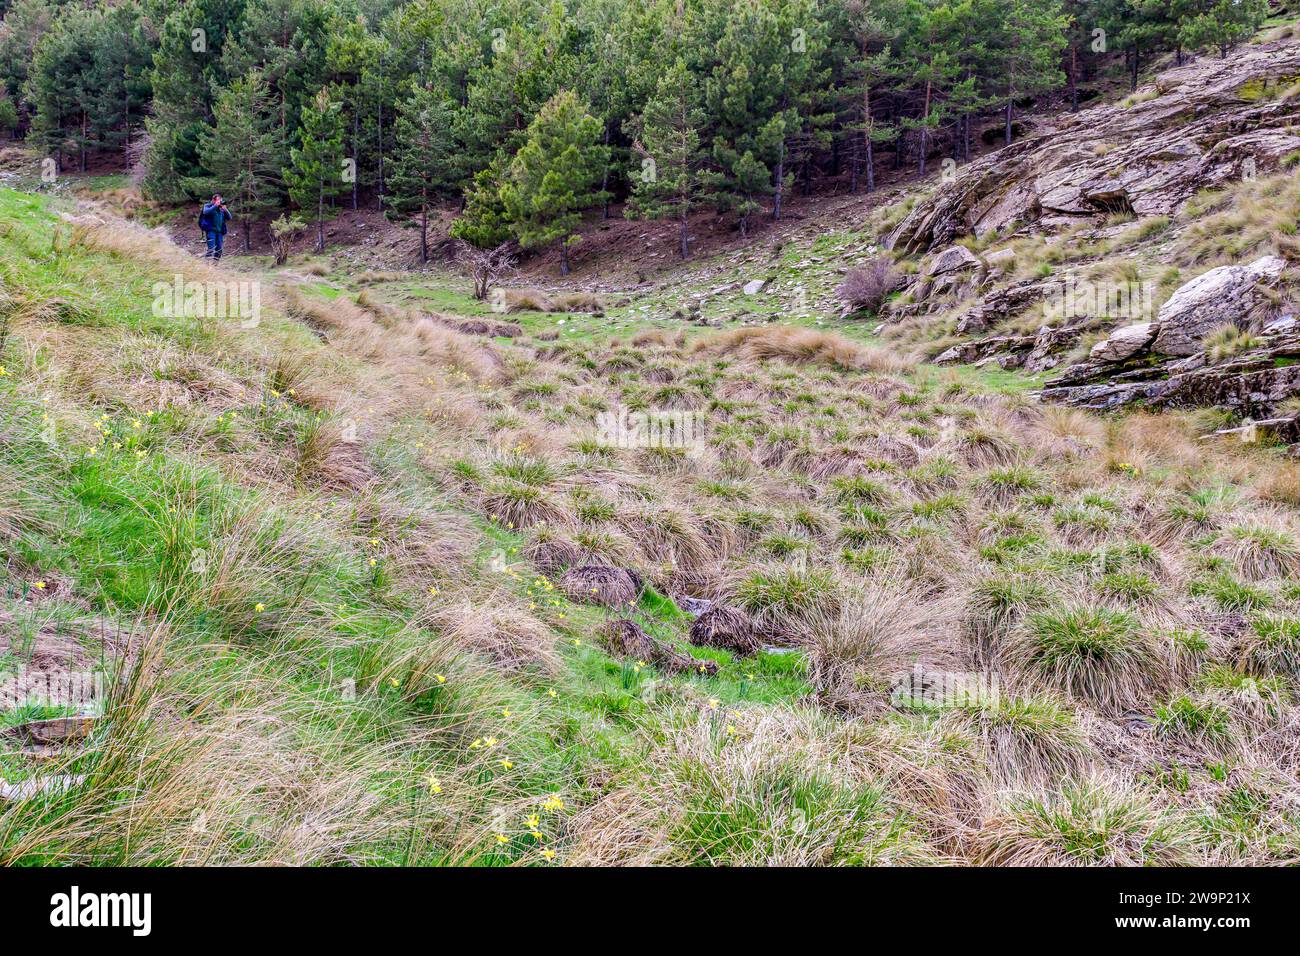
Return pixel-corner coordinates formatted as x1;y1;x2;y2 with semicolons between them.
1151;256;1287;355
961;278;1064;334
1041;329;1300;416
886;43;1300;254
934;323;1084;372
1090;322;1158;363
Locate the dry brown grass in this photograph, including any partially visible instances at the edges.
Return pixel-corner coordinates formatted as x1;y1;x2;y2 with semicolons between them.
691;325;915;374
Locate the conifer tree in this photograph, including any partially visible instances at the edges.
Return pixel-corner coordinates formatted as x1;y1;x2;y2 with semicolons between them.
387;83;458;262
286;87;346;253
627;58;708;260
497;89;609;275
193;71;287;252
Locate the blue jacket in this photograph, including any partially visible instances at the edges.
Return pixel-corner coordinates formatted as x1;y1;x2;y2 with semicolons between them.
199;202;232;235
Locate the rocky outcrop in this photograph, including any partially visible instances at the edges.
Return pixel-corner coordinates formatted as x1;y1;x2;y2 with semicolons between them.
1041;329;1300;416
935;323;1085;372
887;42;1300;254
925;245;982;276
1151;256;1287;355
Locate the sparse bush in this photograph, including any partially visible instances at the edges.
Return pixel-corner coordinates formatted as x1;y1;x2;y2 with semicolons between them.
837;257;900;315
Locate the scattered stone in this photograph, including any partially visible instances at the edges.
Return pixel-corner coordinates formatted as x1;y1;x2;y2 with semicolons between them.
742;279;767;295
0;774;85;802
2;717;97;746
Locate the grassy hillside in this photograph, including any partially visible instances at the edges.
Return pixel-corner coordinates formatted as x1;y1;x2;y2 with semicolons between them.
3;184;1300;865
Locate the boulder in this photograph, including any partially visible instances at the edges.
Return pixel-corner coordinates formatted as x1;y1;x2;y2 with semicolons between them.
742;279;767;295
925;245;982;276
1089;322;1158;363
1151;256;1287;356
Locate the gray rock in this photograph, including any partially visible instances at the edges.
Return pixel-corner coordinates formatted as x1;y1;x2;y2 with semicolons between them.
925;245;982;276
886;44;1300;254
1152;256;1287;356
1090;321;1159;363
742;279;767;295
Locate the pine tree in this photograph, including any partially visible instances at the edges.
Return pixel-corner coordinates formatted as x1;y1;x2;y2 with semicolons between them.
627;58;708;260
386;84;458;263
497;89;609;275
836;0;902;193
193;71;287;252
994;0;1067;146
285;87;346;253
1178;0;1267;58
450;154;514;249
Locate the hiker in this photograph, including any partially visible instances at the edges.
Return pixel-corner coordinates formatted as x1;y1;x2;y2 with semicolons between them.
198;194;232;260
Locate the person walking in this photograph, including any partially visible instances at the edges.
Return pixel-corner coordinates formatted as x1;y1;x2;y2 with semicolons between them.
198;194;233;260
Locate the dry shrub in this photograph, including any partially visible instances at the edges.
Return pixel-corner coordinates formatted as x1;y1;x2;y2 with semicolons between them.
502;288;554;313
800;581;960;706
837;257;900;314
295;416;376;492
1214;515;1300;581
0;627;420;865
688;605;760;656
550;291;605;313
948;693;1092;788
1256;462;1300;508
691;325;914;374
430;314;523;338
631;328;686;349
1003;605;1170;712
576;706;941;866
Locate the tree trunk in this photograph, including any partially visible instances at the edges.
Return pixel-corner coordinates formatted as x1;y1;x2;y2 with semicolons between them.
559;240;570;276
351;108;359;211
849;132;859;194
420;194;428;263
376;56;386;212
317;185;325;253
1004;99;1013;147
601;122;611;219
773;143;784;221
865;133;875;192
678;204;689;260
918;78;932;177
1130;45;1139;92
1070;43;1079;112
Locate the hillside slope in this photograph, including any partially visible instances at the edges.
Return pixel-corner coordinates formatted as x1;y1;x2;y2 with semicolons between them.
4;178;1300;864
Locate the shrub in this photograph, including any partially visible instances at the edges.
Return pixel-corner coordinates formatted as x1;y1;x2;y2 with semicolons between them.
837;257;900;315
